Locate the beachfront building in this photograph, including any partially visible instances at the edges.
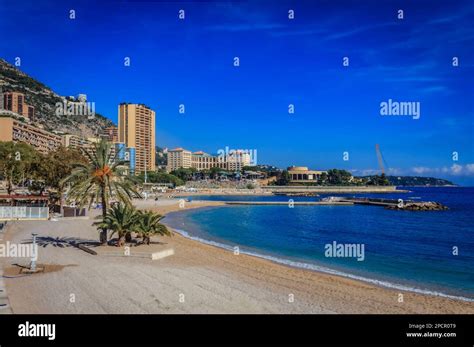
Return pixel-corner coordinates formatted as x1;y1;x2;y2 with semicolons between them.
287;166;327;183
118;103;156;174
0;116;62;153
167;147;251;172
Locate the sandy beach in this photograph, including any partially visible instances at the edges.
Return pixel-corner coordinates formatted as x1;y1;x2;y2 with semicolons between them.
1;198;473;314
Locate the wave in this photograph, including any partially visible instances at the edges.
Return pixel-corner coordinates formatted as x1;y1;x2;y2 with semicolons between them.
169;226;474;303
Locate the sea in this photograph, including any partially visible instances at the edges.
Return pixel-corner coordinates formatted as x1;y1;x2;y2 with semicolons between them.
162;187;474;301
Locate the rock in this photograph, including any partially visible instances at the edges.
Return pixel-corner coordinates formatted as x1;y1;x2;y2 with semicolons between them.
385;201;448;211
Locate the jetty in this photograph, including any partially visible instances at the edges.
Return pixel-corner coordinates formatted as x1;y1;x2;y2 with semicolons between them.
328;197;449;211
224;201;353;206
336;197;400;206
223;198;448;211
273;192;320;197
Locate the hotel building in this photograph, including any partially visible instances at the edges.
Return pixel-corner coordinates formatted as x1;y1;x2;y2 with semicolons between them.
0;116;62;153
2;91;35;120
167;148;251;172
118;103;155;173
192;151;221;170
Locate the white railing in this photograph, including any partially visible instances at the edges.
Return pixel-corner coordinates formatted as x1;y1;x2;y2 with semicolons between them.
0;206;49;220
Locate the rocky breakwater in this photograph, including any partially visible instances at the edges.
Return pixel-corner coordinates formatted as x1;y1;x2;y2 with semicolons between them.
385;201;449;211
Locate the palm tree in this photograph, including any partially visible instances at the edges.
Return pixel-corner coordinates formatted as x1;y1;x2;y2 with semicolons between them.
93;203;139;247
135;210;171;245
62;139;141;244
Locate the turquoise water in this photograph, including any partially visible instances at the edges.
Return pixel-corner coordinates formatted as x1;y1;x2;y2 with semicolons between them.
164;187;474;300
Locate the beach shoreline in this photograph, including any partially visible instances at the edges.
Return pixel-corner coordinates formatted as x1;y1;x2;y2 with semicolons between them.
1;198;473;314
155;200;474;303
170;185;408;197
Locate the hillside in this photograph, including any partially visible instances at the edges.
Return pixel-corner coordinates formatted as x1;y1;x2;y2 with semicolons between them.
0;58;114;137
362;175;455;186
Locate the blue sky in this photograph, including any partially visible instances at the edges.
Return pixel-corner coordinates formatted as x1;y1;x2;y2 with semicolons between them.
0;0;473;184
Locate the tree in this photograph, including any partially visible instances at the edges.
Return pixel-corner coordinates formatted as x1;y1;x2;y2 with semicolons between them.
170;167;197;181
135;210;171;245
137;171;184;186
327;169;352;185
209;166;223;179
275;170;290;186
34;147;87;210
62;139;141;245
0;141;38;195
319;172;328;185
376;173;390;186
93;203;139;247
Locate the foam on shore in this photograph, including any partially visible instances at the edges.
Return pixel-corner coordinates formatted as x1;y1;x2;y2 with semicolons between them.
171;227;474;303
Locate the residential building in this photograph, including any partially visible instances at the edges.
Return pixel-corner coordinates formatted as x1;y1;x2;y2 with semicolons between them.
167;148;192;171
105;126;119;142
2;91;35;120
118;103;155;173
0;116;62;153
62;134;89;148
61;134;100;160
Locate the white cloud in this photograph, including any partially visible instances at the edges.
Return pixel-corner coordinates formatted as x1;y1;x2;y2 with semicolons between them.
352;164;474;177
465;164;474;174
411;163;474;176
413;167;433;174
450;164;463;175
385;167;402;175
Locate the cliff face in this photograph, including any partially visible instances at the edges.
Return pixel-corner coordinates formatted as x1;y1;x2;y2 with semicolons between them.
0;58;114;137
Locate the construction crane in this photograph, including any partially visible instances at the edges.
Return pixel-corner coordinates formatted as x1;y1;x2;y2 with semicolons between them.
375;144;386;175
